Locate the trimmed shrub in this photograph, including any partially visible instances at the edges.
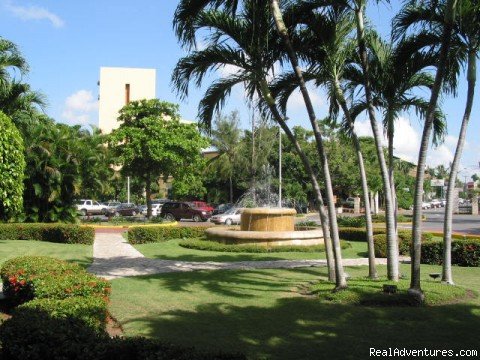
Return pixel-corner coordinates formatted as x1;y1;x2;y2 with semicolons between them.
373;232;434;258
0;223;94;244
338;227;386;242
0;309;246;360
1;256;110;305
178;239;351;253
18;296;108;332
337;215;413;228
128;225;211;244
421;239;480;267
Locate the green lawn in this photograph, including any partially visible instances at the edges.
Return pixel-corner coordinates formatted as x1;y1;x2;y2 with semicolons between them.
133;240;368;262
109;264;480;360
0;240;93;268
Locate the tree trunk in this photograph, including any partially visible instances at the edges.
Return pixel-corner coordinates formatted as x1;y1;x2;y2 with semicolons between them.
387;114;398;236
229;173;233;203
259;82;335;281
354;4;398;281
442;49;476;285
145;177;152;218
271;0;346;289
335;81;377;279
411;0;457;298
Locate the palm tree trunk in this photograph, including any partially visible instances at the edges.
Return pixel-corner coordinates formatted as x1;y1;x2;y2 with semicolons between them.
387;115;398;236
410;0;458;298
259;82;336;281
442;49;476;285
271;0;346;289
354;4;399;281
335;81;377;279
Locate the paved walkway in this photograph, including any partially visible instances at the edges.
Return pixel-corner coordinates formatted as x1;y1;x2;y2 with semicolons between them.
88;232;404;280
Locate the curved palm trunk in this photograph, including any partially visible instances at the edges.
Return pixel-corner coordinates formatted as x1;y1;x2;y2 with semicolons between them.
411;0;458;297
354;4;399;281
335;82;377;279
271;0;346;289
259;83;336;281
442;49;476;285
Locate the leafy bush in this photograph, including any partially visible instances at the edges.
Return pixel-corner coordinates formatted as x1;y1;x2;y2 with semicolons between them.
0;223;94;244
0;308;246;360
1;256;110;305
128;226;211;244
337;214;413;228
421;239;480;267
18;296;108;332
338;227;386;242
179;239;351;253
373;232;434;257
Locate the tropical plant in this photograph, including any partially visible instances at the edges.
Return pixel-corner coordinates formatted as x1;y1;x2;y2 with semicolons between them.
0;111;25;221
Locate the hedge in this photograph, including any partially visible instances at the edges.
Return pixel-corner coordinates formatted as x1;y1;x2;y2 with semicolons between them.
338;227;386;242
0;223;94;244
178;239;351;253
421;239;480;267
373;231;434;258
337;214;413;228
1;256;110;306
128;225;211;244
0;309;246;360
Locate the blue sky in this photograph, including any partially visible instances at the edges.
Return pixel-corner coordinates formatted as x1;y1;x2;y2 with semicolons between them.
1;0;479;177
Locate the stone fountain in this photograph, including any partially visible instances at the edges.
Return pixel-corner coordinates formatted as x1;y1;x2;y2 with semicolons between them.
205;166;323;247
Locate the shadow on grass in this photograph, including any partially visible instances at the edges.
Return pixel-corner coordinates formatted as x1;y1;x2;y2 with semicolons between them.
146;253;324;262
113;269;480;360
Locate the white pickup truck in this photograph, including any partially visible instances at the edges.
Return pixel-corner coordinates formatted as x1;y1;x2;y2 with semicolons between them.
76;199;106;216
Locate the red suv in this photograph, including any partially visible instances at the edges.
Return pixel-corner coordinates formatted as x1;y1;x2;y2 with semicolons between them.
160;201;212;222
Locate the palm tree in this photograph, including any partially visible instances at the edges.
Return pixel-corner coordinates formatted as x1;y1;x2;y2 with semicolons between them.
271;7;378;279
395;0;479;285
270;0;346;288
209;112;242;203
392;0;459;298
0;38;28;88
172;0;341;284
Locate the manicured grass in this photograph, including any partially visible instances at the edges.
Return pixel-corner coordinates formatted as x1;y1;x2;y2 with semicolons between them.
109;264;480;360
0;240;93;268
133;239;368;262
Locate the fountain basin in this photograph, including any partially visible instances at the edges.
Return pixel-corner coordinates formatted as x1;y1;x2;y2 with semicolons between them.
205;226;324;247
240;207;296;231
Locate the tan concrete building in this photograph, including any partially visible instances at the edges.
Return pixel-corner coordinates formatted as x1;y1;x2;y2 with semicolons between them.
98;67;156;134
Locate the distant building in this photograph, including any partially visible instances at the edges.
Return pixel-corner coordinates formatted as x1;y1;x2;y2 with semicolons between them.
98;67;156;134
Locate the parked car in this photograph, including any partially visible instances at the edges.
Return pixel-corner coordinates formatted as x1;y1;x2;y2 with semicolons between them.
101;201;121;214
191;201;214;212
430;199;442;208
421;202;431;209
151;198;169;205
108;203;139;217
140;203;162;217
210;208;243;225
160;201;212;222
76;199;105;216
212;203;234;215
343;197;356;208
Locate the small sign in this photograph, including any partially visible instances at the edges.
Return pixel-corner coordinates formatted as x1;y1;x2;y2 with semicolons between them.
431;179;445;187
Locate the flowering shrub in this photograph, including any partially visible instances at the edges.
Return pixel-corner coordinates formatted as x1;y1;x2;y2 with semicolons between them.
421;239;480;266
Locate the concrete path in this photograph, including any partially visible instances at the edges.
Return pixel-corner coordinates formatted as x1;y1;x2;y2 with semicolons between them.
88;232;405;280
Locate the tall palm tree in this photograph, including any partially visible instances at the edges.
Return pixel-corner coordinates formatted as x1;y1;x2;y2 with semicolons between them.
270;0;346;288
395;0;479;285
271;7;378;279
172;0;342;284
392;0;459;298
0;38;28;88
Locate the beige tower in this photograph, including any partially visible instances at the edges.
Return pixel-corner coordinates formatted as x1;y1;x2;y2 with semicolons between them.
98;67;156;134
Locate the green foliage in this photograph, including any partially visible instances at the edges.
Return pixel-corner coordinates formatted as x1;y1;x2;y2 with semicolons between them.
0;111;25;221
179;238;351;253
310;278;467;306
1;256;110;305
337;214;413;228
338;227;386;242
421;239;480;267
128;225;210;244
109;99;209;207
18;296;108;332
0;308;246;360
373;231;433;257
0;223;94;244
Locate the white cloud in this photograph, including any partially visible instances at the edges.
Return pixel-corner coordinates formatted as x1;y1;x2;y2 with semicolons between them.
62;90;98;125
4;0;65;28
287;85;324;111
354;116;457;167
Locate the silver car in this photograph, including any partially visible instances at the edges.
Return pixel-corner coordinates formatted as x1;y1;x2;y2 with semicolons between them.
210;208;243;225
